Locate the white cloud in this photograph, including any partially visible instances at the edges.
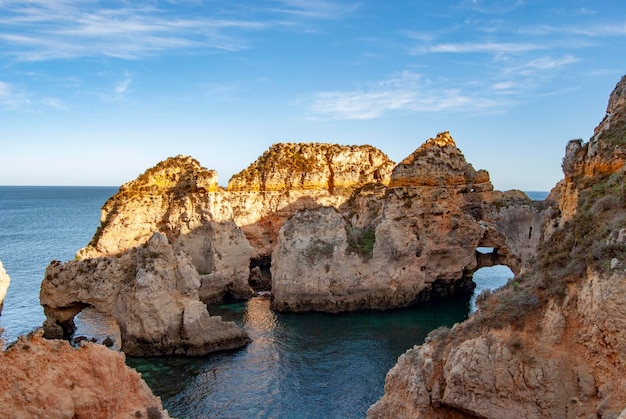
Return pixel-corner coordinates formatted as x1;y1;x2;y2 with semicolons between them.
114;74;132;95
307;72;500;120
0;0;357;62
414;41;545;54
271;0;359;19
0;81;30;110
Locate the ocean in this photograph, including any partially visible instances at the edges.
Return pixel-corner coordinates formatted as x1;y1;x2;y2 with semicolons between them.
0;186;538;418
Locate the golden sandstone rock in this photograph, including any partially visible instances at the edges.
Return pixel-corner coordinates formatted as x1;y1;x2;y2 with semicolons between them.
368;75;626;419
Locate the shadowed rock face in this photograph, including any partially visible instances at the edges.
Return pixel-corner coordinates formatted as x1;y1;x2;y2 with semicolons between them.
368;76;626;418
41;233;249;356
0;330;170;418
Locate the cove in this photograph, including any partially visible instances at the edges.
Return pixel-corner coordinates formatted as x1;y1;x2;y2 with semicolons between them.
128;294;472;418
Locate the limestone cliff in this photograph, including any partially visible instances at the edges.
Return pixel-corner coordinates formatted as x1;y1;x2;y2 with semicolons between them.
368;76;626;418
0;330;169;418
227;142;395;259
271;132;547;312
0;261;9;315
41;232;249;356
78;155;253;302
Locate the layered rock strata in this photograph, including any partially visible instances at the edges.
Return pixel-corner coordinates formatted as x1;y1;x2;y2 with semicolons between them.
227;142;395;259
77;155;253;303
271;132;547;312
0;330;169;418
41;232;249;356
368;76;626;418
0;261;9;315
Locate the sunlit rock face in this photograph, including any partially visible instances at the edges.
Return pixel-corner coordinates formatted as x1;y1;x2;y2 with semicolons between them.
0;261;9;315
0;330;170;418
77;155;253;303
41;232;249;356
227;142;395;259
64;137;547;321
271;132;548;312
368;76;626;419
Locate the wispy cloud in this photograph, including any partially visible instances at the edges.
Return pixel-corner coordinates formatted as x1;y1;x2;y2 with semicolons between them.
0;0;357;62
307;71;500;120
270;0;359;19
0;81;30;110
114;74;132;95
414;41;546;54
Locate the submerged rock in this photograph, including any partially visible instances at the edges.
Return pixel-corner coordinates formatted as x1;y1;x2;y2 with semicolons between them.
0;330;170;418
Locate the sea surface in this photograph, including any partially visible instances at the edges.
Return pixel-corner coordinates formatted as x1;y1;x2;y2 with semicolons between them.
0;186;542;418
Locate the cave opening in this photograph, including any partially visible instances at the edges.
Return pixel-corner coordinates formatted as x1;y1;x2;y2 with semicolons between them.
249;256;272;293
470;247;514;313
71;305;121;350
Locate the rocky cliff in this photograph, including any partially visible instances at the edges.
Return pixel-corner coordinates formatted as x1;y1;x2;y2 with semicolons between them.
271;132;547;312
0;261;9;315
41;232;249;356
0;330;170;418
368;76;626;418
227;142;395;259
77;155;253;303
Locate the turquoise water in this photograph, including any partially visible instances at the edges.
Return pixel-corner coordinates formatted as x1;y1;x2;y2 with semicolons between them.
0;186;540;417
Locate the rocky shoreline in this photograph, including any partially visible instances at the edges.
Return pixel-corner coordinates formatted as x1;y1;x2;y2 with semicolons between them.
0;75;624;417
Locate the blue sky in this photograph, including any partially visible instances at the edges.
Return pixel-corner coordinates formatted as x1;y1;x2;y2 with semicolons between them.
1;0;625;190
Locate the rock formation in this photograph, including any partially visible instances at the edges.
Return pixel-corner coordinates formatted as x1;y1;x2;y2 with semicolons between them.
271;132;548;312
0;330;170;418
0;261;9;315
77;155;253;303
368;76;626;418
58;135;548;326
227;142;395;260
41;232;249;356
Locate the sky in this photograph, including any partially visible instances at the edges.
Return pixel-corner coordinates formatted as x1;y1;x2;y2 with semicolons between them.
1;1;626;190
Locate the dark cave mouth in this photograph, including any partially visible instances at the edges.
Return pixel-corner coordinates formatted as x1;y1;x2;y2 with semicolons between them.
249;256;272;292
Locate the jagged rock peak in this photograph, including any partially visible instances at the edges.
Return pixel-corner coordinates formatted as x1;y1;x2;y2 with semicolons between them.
419;130;457;149
562;75;626;181
227;142;395;192
389;131;492;190
118;155;219;195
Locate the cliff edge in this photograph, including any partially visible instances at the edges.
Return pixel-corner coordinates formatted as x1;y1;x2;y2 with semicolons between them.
0;330;170;418
368;76;626;418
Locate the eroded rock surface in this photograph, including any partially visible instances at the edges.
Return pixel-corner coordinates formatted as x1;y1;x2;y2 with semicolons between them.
0;261;9;315
368;75;626;418
77;155;253;303
271;132;548;312
227;142;395;259
41;232;249;356
0;330;169;418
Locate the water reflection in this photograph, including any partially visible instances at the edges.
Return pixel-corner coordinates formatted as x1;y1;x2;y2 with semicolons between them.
130;295;471;418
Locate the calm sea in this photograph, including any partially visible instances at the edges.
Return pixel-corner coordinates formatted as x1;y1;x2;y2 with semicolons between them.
0;186;543;418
